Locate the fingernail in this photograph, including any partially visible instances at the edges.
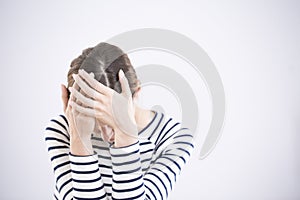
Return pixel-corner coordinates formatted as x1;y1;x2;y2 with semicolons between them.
119;69;124;78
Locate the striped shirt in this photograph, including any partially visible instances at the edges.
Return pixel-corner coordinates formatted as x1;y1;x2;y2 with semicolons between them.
44;110;194;200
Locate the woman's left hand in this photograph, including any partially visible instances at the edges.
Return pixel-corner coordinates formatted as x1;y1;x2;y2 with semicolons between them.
69;69;138;147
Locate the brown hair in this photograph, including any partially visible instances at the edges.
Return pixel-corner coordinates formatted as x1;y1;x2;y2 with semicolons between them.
67;43;140;98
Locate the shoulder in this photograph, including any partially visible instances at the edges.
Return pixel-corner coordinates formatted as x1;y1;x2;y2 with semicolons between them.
44;114;70;139
159;111;193;137
154;110;194;149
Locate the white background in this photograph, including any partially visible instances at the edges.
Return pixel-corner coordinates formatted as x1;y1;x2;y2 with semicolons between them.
0;0;299;199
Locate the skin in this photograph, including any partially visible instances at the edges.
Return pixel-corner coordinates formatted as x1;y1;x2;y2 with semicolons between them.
60;69;155;155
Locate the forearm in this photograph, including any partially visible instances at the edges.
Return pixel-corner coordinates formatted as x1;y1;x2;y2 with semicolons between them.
70;136;94;156
110;141;145;199
44;115;74;199
69;132;107;199
69;152;107;199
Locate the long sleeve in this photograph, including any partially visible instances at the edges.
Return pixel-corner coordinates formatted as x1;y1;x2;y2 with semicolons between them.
110;142;145;200
109;119;194;200
45;112;194;200
45;115;73;200
69;153;107;199
44;114;108;200
144;124;194;199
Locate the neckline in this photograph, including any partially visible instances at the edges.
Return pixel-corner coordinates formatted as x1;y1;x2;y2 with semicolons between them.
138;110;158;135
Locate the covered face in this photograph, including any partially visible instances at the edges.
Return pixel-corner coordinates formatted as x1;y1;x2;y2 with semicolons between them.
94;121;115;143
67;42;140;143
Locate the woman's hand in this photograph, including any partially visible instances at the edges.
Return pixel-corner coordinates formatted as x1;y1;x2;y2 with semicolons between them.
69;69;138;147
61;78;95;155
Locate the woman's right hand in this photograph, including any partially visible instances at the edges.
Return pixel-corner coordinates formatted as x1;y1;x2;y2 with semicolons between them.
61;80;95;156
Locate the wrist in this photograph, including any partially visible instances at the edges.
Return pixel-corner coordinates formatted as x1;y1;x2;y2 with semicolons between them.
69;128;92;142
70;134;91;143
114;127;138;148
70;136;94;156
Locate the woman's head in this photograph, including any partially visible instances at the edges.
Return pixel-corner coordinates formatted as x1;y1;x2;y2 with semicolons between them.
67;42;140;99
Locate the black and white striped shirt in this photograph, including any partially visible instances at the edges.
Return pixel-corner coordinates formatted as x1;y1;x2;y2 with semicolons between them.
44;110;194;200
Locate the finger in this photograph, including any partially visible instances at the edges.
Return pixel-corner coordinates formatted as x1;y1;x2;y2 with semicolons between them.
69;100;99;118
118;69;131;98
70;80;80;103
69;86;93;107
96;119;105;127
80;72;99;105
72;73;105;102
66;106;78;135
69;87;104;110
90;72;95;78
60;84;69;113
69;89;82;118
78;69;113;96
73;72;95;106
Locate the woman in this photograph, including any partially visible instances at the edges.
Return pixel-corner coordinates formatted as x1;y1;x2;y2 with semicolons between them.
45;42;194;200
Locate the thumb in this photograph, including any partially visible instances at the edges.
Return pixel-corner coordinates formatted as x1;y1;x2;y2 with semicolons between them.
89;72;95;78
119;69;131;98
60;84;69;113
